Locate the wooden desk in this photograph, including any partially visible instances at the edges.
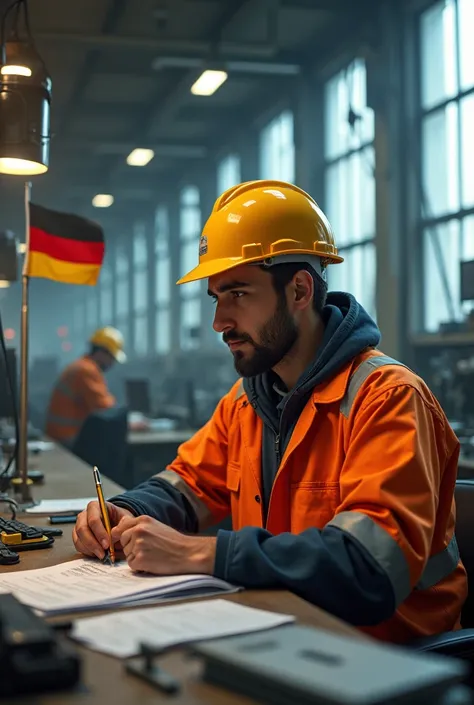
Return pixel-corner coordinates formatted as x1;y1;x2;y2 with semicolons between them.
1;444;362;705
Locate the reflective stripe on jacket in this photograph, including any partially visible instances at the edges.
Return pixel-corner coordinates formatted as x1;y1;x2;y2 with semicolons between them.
160;349;467;643
45;356;115;444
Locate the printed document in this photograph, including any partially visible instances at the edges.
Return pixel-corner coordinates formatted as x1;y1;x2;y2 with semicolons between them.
72;598;295;658
25;498;96;515
0;558;239;616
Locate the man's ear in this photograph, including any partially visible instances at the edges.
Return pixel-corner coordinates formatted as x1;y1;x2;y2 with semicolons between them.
293;270;314;309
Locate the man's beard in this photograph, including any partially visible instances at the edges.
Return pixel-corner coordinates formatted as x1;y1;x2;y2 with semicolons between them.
224;294;298;378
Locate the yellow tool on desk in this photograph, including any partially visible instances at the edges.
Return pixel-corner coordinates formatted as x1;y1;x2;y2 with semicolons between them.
92;465;115;565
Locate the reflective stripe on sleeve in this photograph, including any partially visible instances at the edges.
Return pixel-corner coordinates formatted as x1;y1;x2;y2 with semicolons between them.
328;511;412;605
340;355;406;418
158;469;214;530
415;534;460;591
328;511;460;604
56;380;78;402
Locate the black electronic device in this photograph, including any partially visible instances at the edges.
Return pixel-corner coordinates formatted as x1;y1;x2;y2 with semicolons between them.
0;347;17;420
0;593;81;697
192;625;470;705
0;540;20;565
37;525;63;537
28;469;45;484
0;516;54;550
49;514;78;524
125;379;151;415
0;230;18;283
461;260;474;302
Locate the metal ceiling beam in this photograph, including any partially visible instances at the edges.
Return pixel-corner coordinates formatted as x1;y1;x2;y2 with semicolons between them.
88;0;255;197
56;0;129;134
135;0;255;139
52;140;208;159
35;32;277;59
151;55;300;75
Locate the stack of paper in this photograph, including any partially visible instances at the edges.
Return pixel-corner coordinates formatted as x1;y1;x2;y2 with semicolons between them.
72;599;295;658
0;559;239;616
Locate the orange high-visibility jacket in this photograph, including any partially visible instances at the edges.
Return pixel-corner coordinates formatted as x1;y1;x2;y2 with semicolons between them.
113;349;467;643
45;356;115;444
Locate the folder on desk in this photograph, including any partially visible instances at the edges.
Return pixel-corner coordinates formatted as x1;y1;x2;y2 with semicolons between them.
193;624;468;705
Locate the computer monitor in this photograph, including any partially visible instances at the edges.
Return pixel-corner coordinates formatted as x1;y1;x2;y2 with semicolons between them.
125;379;151;415
0;348;17;419
461;260;474;302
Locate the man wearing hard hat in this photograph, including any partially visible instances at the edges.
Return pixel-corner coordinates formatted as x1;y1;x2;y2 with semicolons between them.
74;181;466;643
46;326;125;447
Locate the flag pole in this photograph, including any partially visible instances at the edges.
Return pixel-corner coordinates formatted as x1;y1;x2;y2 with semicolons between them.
17;181;33;505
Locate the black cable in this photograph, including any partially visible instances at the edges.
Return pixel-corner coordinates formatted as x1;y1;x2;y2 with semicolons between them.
1;0;22;60
21;0;31;39
0;307;19;480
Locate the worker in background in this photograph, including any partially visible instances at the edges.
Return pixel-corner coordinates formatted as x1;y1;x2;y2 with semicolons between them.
46;326;125;447
74;181;467;644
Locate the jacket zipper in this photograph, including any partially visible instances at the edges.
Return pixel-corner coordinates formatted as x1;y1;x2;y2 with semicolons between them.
274;433;281;467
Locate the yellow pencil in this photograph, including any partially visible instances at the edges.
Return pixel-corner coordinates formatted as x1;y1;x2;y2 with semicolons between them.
92;465;115;564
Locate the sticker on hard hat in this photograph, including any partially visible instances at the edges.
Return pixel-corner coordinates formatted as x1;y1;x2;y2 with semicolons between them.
199;235;208;256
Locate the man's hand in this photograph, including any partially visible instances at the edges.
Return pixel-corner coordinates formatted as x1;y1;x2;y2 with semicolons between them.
73;501;134;559
111;515;217;575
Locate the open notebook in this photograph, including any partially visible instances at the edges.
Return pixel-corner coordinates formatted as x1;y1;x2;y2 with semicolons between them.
0;559;239;616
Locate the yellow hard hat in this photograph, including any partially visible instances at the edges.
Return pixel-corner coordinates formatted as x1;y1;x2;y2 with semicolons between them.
177;180;343;285
89;327;126;363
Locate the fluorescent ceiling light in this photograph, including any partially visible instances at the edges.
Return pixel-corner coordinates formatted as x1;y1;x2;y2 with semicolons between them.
191;70;228;96
92;194;114;208
1;64;32;76
126;148;154;167
0;281;10;289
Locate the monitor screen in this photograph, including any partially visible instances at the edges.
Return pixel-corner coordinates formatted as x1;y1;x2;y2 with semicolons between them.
461;260;474;302
125;379;151;415
0;348;17;419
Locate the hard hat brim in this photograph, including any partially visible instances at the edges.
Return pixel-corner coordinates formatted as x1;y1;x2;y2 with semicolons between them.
114;350;127;363
176;251;344;285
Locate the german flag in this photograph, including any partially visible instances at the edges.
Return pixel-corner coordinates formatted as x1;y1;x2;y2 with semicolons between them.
25;203;105;285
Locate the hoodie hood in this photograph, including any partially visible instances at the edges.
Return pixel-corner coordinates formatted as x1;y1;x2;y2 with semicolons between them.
243;292;381;430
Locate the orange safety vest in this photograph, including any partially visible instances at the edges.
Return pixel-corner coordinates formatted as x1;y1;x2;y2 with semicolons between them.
45;356;115;444
160;349;467;643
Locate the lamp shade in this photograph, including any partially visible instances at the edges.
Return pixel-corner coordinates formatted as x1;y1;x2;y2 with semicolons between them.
0;41;52;176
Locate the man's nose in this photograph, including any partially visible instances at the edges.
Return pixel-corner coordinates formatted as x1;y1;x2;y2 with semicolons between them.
213;303;235;334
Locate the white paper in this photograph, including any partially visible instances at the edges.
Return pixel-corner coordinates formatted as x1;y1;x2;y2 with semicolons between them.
72;598;295;658
25;498;96;515
0;558;238;616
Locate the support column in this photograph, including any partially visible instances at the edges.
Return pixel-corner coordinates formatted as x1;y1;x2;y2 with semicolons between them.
168;193;181;355
368;1;405;360
294;69;325;200
239;129;260;181
199;166;218;349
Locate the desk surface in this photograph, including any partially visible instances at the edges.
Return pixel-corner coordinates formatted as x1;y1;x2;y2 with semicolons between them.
1;444;361;705
459;454;474;470
128;428;195;446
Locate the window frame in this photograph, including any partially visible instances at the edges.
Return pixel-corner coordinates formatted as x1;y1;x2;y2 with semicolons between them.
323;58;377;320
418;0;474;333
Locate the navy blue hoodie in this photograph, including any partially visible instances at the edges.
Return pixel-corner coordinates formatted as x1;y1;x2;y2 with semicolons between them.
111;294;398;626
